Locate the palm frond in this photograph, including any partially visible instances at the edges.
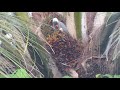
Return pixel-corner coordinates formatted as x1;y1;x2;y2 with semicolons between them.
100;12;120;54
0;12;52;78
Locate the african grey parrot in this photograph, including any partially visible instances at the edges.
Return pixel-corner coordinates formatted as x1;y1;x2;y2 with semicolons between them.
52;18;69;33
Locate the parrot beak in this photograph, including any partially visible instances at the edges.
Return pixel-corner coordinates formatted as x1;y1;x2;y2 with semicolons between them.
55;25;59;29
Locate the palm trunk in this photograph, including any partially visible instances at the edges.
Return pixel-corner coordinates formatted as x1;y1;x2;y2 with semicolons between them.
66;12;77;39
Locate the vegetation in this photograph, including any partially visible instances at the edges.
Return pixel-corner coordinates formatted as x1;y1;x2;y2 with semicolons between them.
96;74;120;78
0;12;52;78
74;12;81;39
0;12;120;78
0;68;30;78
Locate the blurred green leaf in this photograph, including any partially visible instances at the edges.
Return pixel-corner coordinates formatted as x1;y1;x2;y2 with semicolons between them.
9;68;31;78
15;12;30;23
62;76;72;78
96;74;120;78
0;68;31;78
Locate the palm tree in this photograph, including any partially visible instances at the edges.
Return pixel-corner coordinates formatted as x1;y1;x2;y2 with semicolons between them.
1;12;120;78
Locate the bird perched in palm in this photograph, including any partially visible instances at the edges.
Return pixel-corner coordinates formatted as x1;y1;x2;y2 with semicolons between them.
52;18;69;33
